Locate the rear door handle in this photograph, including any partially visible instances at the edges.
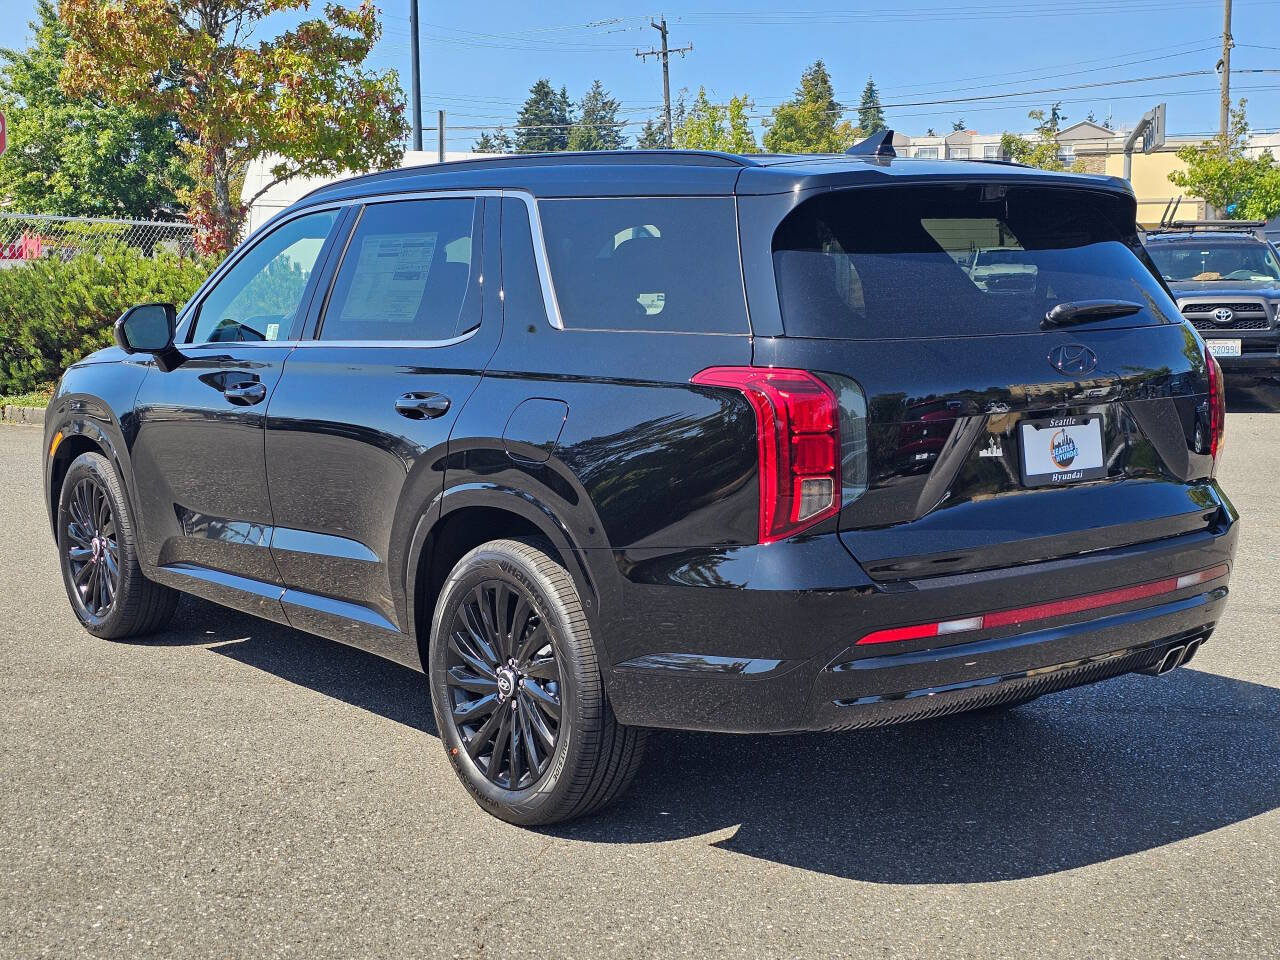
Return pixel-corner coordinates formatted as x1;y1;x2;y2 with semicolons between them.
395;392;451;420
223;381;267;406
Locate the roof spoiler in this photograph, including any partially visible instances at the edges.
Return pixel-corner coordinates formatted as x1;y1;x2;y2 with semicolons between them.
846;129;896;159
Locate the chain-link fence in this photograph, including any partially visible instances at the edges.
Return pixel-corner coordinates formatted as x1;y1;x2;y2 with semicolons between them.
0;213;197;266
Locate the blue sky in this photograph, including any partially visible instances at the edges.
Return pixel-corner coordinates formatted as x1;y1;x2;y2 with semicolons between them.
4;0;1278;147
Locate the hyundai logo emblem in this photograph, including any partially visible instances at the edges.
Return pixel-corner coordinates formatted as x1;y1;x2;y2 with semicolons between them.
1048;343;1098;376
1212;307;1235;324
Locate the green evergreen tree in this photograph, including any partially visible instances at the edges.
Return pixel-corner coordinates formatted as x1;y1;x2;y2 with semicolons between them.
857;76;886;133
515;79;573;153
763;60;858;154
0;0;188;216
634;117;666;149
474;127;512;154
568;80;625;151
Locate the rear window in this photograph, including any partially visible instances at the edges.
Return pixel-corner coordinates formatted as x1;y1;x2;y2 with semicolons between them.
772;185;1177;338
539;198;748;333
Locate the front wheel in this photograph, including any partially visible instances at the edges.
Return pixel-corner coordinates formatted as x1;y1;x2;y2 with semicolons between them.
428;538;646;826
56;452;179;639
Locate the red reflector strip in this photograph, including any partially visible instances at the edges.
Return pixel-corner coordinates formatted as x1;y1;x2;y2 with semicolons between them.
857;563;1229;646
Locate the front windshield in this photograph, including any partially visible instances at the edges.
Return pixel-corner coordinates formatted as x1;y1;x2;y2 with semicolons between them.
1147;240;1280;282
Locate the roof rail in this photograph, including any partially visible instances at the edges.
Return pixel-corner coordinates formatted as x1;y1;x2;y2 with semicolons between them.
845;129;896;159
1145;218;1268;240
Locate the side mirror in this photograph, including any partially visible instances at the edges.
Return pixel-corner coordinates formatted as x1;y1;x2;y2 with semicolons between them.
114;303;186;371
114;303;177;354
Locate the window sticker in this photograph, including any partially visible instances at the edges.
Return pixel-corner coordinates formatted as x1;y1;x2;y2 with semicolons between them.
341;232;438;324
265;322;280;341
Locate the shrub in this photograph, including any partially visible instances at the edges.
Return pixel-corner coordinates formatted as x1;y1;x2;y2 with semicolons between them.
0;243;217;394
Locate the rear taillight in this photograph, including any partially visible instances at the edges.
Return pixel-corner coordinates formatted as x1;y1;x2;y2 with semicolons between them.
692;367;840;543
1205;345;1226;466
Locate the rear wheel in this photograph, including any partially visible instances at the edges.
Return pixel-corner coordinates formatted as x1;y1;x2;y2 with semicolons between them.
56;452;179;639
428;538;646;826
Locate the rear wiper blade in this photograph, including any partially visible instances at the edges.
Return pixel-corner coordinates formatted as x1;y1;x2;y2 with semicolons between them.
1043;299;1143;329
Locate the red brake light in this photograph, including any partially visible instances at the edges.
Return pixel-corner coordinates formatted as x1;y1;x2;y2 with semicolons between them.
692;367;841;543
1205;345;1225;465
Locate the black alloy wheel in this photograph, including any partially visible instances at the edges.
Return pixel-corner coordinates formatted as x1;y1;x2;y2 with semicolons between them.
445;580;564;790
56;451;179;639
64;475;120;621
429;538;646;826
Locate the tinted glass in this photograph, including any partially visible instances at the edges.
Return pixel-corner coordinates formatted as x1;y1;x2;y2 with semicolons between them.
539;197;748;333
773;185;1176;339
191;209;337;344
1146;241;1280;282
320;199;478;342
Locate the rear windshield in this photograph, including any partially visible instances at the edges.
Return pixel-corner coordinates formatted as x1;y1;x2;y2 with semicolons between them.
539;197;748;333
772;185;1177;338
1146;240;1280;282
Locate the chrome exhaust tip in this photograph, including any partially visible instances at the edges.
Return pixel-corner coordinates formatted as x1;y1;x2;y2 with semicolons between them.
1139;644;1186;677
1180;638;1203;666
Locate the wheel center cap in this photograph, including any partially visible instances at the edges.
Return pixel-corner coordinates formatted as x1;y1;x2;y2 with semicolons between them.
90;537;102;561
496;667;518;700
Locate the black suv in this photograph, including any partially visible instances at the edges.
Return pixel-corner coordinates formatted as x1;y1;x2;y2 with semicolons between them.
1144;222;1280;384
43;150;1237;825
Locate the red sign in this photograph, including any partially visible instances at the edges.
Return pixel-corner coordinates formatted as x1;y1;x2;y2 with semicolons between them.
0;111;6;158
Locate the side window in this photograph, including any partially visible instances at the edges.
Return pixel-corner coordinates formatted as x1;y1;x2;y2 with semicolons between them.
537;197;748;333
190;209;338;344
319;198;478;342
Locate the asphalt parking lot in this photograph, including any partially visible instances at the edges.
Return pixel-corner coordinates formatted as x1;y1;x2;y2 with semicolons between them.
1;408;1277;960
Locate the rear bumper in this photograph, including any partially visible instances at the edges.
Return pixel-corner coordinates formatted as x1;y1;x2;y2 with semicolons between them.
598;503;1237;733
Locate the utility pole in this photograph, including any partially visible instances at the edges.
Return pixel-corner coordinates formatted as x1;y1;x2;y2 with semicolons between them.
636;17;692;148
1218;0;1233;140
438;109;445;162
409;0;423;152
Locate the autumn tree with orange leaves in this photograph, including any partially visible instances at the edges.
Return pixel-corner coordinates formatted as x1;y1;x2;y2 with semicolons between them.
60;0;406;254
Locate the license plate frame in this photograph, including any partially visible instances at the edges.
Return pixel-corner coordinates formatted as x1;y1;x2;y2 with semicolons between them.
1019;415;1107;488
1206;338;1242;358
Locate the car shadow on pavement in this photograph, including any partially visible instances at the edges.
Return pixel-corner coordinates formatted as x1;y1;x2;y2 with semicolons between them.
166;596;1279;884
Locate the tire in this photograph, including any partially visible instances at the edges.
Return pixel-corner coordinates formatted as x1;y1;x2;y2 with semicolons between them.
56;451;179;640
428;538;646;826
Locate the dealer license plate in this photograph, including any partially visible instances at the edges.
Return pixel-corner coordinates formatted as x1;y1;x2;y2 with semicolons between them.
1019;415;1107;487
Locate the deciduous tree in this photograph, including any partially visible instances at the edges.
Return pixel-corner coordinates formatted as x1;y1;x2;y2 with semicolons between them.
0;0;187;217
1169;99;1280;220
1000;103;1071;171
763;61;857;154
60;0;407;254
673;87;758;153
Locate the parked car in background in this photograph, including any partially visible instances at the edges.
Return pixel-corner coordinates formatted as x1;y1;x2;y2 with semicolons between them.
1144;222;1280;384
42;148;1235;825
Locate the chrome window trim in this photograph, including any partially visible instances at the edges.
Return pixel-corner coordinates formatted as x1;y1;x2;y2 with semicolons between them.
290;328;480;349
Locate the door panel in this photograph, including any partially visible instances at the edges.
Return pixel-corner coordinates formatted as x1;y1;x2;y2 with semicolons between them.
129;208;342;603
264;197;501;659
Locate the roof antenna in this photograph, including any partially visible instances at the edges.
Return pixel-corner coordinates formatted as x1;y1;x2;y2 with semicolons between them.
846;129;896;158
